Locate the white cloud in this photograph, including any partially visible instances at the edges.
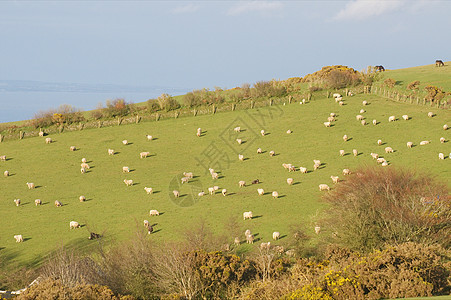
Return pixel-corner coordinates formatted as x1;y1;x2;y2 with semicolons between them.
227;1;284;16
172;3;200;14
334;0;405;21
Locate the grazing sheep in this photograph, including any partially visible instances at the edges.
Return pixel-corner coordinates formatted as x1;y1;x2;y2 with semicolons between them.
377;139;382;146
339;101;344;106
353;149;358;157
343;169;351;175
55;200;62;207
288;165;296;172
234;237;240;245
79;195;86;202
144;220;150;228
39;131;44;137
252;179;260;184
381;161;389;167
146;135;153;141
362;100;368;106
407;142;413;148
143;187;153;195
243;211;253;220
70;221;80;229
373;119;377;125
81;158;87;163
377;158;386;164
260;242;271;250
324;122;331;127
257;188;265;196
122;166;130;173
238;154;244;161
209;168;215;175
314;164;321;171
70;146;76;151
444;124;449;130
285;249;296;257
124;179;133;186
222;189;227;196
314;226;321;234
273;232;280;240
330;112;336;117
26;182;35;189
440;137;445;143
333;93;341;98
335;97;343;103
420;141;431;146
428;112;434;117
183;172;194;179
339;149;345;157
239;180;246;187
272;191;279;199
361;120;367;126
260;129;265;136
14;235;23;243
149;209;160;216
331;176;339;184
245;229;251;237
35;199;41;206
108;149;115;155
299;167;307;173
319;184;330;191
287;178;294;185
45;137;52;144
402;115;409;121
181;177;189;184
439;153;445;160
269;150;275;156
122;140;128;145
4;170;9;177
14;199;21;206
343;135;348;142
140;152;150;158
356;115;364;121
388;116;396;122
360;109;365;114
208;187;215;195
80;167;86;174
211;172;219;180
385;147;394;153
236;138;242;145
313;159;321;166
198;191;205;197
81;162;90;169
0;155;6;161
370;153;379;160
257;148;262;154
234;126;241;132
246;234;254;244
286;129;292;134
327;116;335;122
173;190;180;198
196;128;202;137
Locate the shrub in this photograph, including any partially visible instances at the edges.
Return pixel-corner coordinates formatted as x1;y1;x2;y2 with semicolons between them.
183;92;200;108
156;93;180;112
424;85;446;103
309;86;323;93
103;99;131;118
28;104;85;128
320;167;450;252
407;80;420;91
302;65;361;89
384;78;396;88
146;99;160;113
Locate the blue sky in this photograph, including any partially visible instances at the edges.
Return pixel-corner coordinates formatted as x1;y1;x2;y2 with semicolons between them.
0;1;450;101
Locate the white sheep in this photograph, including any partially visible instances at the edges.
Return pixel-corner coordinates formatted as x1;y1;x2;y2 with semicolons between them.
444;124;449;130
245;229;251;237
327;116;335;122
353;149;358;157
246;234;254;244
260;129;265;136
39;131;44;137
257;148;262;154
287;178;294;185
428;112;434;117
402;115;409;121
361;120;367;126
70;146;76;151
339;150;345;156
377;139;382;145
319;184;330;191
181;176;190;184
236;138;242;145
14;199;21;206
70;221;80;229
208;187;215;195
209;168;215;175
333;93;341;98
140;152;150;158
108;149;115;155
335;97;343;103
286;129;292;134
407;142;413;148
26;182;35;189
238;154;244;161
4;170;9;177
122;166;130;173
211;172;219;180
0;155;6;161
239;180;246;187
234;126;241;132
381;161;389;167
373;119;377;125
149;209;160;216
198;191;205;197
377;158;386;164
81;162;90;169
124;179;133;186
144;187;153;195
420;141;431;146
272;191;279;198
314;226;321;235
339;101;344;106
183;172;194;179
243;211;253;220
196;128;202;137
438;153;445;160
222;189;227;196
388;116;396;122
385;147;394;153
144;220;150;228
260;242;271;250
440;137;445;143
343;135;348;142
313;159;321;166
257;188;265;196
234;237;240;245
45;137;52;144
81;158;87;163
370;153;379;160
122;140;128;145
35;199;41;206
269;150;275;157
331;176;339;184
146;135;153;141
299;167;307;173
272;231;280;240
55;200;62;207
324;122;331;127
362;100;368;106
173;190;180;198
79;195;86;202
81;167;86;174
343;169;351;175
14;235;23;243
356;115;364;121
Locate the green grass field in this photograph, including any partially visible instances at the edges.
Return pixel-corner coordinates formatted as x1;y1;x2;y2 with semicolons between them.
0;65;450;268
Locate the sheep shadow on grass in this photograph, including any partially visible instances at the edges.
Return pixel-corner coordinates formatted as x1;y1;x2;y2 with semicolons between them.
23;237;32;242
279;235;288;240
151;229;162;234
252;215;263;219
292;182;301;186
278;195;287;198
226;192;237;196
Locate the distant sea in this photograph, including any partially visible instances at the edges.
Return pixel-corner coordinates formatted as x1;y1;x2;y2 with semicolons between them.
0;80;189;123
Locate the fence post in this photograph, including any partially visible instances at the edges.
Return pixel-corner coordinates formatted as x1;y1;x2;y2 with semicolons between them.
231;103;236;111
250;101;254;109
19;131;24;139
193;109;197;116
174;111;179;119
79;123;84;130
0;134;3;142
307;93;312;101
269;99;273;106
156;113;160;121
136;115;140;123
289;95;293;103
59;125;64;133
212;105;216;114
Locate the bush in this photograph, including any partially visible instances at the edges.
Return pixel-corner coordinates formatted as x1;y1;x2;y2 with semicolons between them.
407;80;420;91
156;93;180;112
28;104;85;128
302;65;361;89
146;99;160;113
384;78;396;88
183;92;201;108
309;86;323;93
424;85;446;103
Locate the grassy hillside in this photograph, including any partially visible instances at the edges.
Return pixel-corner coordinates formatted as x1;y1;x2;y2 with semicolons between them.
1;87;449;266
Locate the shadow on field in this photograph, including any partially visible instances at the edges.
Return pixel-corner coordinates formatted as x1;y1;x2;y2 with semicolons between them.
227;192;236;196
152;190;161;194
5;157;13;161
126;142;134;145
35;185;43;189
242;157;250;161
260;150;267;154
263;192;272;196
132;182;140;186
113;151;120;155
152;229;162;234
150;137;158;141
252;215;263;219
292;182;301;186
278;195;287;198
279;234;288;240
343;153;351;156
129;169;136;172
23;237;32;242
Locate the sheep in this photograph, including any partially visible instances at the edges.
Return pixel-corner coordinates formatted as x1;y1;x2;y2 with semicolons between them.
314;226;321;234
335;97;343;103
243;211;253;220
260;242;271;250
381;161;389;167
339;101;344;106
257;188;265;196
313;159;321;166
122;166;130;173
333;93;341;98
330;112;336;117
257;148;262;154
287;178;294;185
388;116;396;122
198;191;205;197
234;237;240;245
144;220;150;228
14;235;23;243
239;180;246;187
35;199;41;206
385;147;394;153
373;119;377;125
234;126;241;132
353;149;358;157
81;162;90;169
208;187;215;195
275;246;285;254
222;189;227;196
196;128;202;137
440;137;445;143
209;168;215;175
79;195;86;202
245;229;252;237
55;200;62;207
439;153;445;160
361;120;367;126
108;149;115;155
146;135;153;141
343;169;351;175
272;191;279;199
81;158;87;163
122;140;128;145
377;158;386;164
402;115;409;121
81;167;86;174
286;129;292;134
444;124;449;130
362;100;368;106
70;146;76;151
0;155;6;161
339;150;345;156
246;234;254;244
140;152;150;158
238;154;244;161
269;150;275;157
39;131;44;137
331;176;339;184
181;176;190;184
327;116;335;122
299;167;307;173
260;129;265;136
26;182;35;189
282;163;290;170
236;138;242;145
377;139;382;145
356;115;364;121
273;231;280;240
45;137;52;144
319;184;330;191
70;221;80;229
343;135;348;142
14;199;21;206
360;109;366;114
370;153;379;160
124;179;133;186
323;121;331;127
173;190;180;198
428;112;434;117
149;209;160;216
407;142;413;148
288;165;296;172
4;170;9;177
420;141;430;146
183;172;194;179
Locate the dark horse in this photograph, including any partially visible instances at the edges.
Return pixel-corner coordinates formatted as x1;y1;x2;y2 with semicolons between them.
375;65;385;72
436;60;444;67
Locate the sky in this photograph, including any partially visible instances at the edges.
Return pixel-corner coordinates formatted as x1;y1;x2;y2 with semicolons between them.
0;0;450;121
